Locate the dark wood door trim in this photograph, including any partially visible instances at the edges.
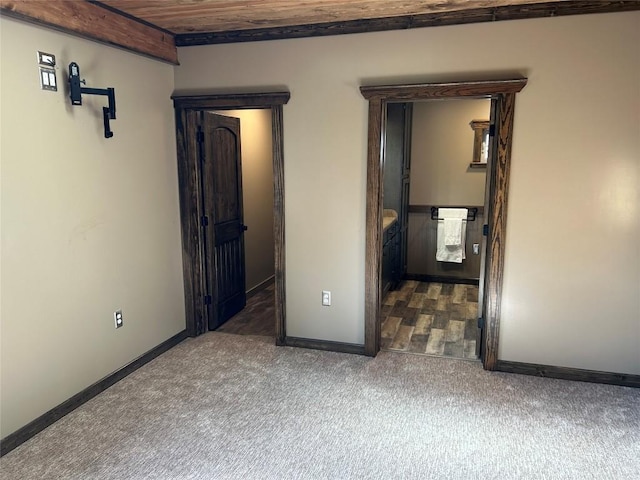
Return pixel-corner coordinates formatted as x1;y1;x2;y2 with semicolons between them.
361;79;528;100
174;109;208;335
360;79;526;370
173;93;292;110
482;92;518;369
173;92;290;343
272;104;287;345
364;97;384;357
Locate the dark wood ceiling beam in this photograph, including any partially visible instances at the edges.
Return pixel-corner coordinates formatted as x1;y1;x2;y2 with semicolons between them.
175;1;640;46
0;0;178;64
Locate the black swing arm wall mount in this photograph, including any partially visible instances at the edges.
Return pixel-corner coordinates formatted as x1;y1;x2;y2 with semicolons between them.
68;62;116;138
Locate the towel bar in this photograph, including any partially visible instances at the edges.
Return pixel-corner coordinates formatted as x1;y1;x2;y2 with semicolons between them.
430;207;478;222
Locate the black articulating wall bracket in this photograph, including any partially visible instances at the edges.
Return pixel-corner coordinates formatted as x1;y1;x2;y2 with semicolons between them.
68;62;116;138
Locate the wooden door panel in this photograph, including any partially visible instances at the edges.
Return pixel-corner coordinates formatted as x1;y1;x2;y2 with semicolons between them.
201;112;246;330
215;238;245;320
214;222;244;245
211;127;240;223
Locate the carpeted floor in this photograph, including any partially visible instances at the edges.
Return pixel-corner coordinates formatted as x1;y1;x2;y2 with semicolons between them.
1;332;638;479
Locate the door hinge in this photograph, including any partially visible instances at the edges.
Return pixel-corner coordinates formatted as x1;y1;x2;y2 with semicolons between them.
204;294;212;305
483;224;489;236
478;317;485;329
201;215;209;227
196;130;204;143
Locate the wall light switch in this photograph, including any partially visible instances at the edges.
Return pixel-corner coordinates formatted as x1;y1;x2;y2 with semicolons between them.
39;67;57;91
473;243;480;255
37;51;56;67
37;51;57;92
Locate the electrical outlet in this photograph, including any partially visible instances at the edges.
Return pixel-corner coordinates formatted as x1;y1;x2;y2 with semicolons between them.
114;310;124;329
322;290;331;306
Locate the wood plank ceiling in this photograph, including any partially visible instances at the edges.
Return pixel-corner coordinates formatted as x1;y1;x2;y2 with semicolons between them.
96;0;640;46
1;0;639;63
100;0;577;34
100;0;640;40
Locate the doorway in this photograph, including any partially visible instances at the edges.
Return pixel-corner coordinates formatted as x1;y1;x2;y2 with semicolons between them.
210;108;276;337
198;111;248;330
360;79;527;369
381;98;491;360
172;92;290;344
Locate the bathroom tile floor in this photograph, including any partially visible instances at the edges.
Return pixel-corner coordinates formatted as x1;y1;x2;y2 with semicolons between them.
381;280;480;360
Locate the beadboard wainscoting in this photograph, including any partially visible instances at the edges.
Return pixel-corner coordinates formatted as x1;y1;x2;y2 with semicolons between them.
406;205;484;282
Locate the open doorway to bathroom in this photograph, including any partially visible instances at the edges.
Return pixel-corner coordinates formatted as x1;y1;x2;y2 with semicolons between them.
380;98;491;361
360;79;527;370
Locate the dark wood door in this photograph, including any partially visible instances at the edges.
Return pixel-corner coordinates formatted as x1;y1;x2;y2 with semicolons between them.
200;112;247;330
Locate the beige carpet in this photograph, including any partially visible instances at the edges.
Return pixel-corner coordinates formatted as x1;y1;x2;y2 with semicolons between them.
1;332;638;479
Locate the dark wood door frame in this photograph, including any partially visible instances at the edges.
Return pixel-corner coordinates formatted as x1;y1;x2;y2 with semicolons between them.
172;92;290;345
360;79;527;369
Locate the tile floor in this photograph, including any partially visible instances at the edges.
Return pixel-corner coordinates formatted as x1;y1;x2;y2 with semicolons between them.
381;280;480;360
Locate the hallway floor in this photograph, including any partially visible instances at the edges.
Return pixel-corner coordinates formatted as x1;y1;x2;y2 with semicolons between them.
216;282;275;337
381;280;479;360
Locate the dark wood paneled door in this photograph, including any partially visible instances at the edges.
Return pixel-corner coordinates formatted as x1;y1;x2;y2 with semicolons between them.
200;112;247;330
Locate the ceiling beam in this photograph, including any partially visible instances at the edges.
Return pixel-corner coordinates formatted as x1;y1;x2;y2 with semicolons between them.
175;0;640;46
0;0;178;64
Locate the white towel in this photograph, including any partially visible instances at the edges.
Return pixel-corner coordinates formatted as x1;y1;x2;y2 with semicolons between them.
444;218;463;246
436;208;468;263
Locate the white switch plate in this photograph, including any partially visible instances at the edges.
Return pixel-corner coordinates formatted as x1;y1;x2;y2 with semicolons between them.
37;51;56;67
322;290;331;306
473;243;480;255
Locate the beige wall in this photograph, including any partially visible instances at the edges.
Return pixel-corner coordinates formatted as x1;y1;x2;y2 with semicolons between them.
215;110;275;291
0;18;185;437
410;99;490;206
407;99;490;277
175;12;639;375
